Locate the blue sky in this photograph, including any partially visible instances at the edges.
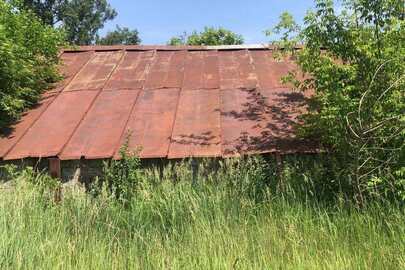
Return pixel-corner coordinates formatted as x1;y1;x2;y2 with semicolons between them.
101;0;316;45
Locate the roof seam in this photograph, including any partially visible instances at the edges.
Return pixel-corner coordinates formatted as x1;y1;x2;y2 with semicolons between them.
166;51;187;158
2;51;96;159
142;49;158;90
215;87;223;160
162;51;175;88
111;89;142;158
58;50;127;158
247;49;261;89
206;50;222;159
56;88;102;93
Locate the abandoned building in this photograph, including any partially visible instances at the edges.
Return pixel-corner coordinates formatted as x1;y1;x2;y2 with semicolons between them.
0;45;317;182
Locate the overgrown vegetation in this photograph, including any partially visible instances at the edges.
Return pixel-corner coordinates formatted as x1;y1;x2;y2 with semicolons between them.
1;1;403;266
97;143;143;204
1;155;404;269
268;0;404;203
0;0;65;128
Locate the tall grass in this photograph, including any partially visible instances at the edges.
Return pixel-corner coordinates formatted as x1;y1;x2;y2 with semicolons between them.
0;157;404;269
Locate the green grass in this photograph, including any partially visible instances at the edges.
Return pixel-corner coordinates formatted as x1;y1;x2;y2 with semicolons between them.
0;158;404;269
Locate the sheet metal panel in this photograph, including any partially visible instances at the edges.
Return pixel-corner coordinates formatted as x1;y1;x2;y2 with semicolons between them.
104;51;154;90
218;50;257;90
220;88;277;157
60;90;140;160
203;51;220;89
0;93;57;158
221;87;313;156
218;51;241;89
143;51;172;89
53;51;95;92
249;50;292;89
183;51;204;90
183;51;220;90
164;50;186;88
236;50;258;89
115;88;180;159
168;89;221;158
4;91;99;160
64;51;123;91
60;52;95;81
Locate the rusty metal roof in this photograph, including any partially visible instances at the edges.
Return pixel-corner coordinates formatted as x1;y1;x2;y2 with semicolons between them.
0;45;316;161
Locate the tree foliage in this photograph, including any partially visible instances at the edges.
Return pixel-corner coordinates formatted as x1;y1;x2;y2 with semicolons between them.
15;0;117;45
266;11;301;52
168;27;244;46
274;0;404;202
0;0;64;129
96;25;141;45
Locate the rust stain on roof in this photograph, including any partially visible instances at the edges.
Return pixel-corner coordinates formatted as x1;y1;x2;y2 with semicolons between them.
64;51;123;92
0;45;316;161
104;51;154;90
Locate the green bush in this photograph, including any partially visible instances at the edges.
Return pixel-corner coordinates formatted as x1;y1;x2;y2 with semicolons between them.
270;0;404;203
0;0;64;128
97;142;143;205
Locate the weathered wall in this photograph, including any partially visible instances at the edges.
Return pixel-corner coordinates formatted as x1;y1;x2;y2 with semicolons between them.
1;154;281;184
0;158;104;183
1;157;175;184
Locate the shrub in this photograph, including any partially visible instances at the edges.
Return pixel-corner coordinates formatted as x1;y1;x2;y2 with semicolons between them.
0;0;65;128
98;142;143;205
269;0;404;203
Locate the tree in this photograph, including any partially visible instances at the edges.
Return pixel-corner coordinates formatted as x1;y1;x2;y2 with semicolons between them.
16;0;117;45
168;31;187;46
0;0;64;129
266;11;301;54
18;0;64;25
168;27;244;46
271;0;404;202
96;25;141;45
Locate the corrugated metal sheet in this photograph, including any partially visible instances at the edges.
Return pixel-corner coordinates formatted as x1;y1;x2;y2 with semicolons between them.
0;45;315;161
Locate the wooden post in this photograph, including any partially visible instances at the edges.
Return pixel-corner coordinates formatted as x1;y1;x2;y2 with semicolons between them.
49;158;61;179
191;158;198;187
275;152;284;192
49;158;62;203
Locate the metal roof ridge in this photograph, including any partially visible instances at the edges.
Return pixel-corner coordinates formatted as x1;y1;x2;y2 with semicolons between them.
62;44;307;52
